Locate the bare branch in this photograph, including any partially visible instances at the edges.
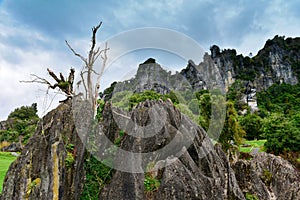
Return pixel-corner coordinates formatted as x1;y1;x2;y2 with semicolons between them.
47;68;60;83
94;42;108;107
90;22;102;56
65;40;88;65
60;73;65;82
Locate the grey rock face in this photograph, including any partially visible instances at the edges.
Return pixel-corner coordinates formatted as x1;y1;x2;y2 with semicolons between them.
0;142;22;152
232;152;300;200
113;62;174;95
1;100;87;200
0;120;7;130
99;100;300;200
99;100;245;200
209;36;299;93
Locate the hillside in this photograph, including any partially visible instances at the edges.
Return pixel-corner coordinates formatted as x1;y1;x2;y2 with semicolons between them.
1;36;300;200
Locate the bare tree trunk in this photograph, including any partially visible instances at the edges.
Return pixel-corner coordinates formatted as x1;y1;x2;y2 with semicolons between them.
66;22;109;115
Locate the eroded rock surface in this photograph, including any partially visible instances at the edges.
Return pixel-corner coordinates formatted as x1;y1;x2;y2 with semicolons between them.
99;100;245;200
233;153;300;200
1;100;88;200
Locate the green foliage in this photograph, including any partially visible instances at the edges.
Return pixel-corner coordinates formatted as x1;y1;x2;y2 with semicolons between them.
65;143;75;152
164;90;180;104
102;81;117;101
175;103;199;124
257;83;300;114
262;169;272;186
64;143;75;168
256;83;300;155
239;113;264;140
188;99;199;114
263;113;300;154
113;130;125;147
144;176;160;192
291;61;300;80
57;81;70;89
144;162;160;193
0;103;39;144
65;152;75;168
95;99;105;121
80;155;113;200
111;91;132;111
8;103;38;120
129;90;163;108
198;93;211;131
245;193;259;200
226;80;248;111
219;101;246;155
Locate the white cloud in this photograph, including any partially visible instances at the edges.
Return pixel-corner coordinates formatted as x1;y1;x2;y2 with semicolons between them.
1;0;300;120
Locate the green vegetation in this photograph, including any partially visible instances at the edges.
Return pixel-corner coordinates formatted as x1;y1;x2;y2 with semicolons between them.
0;103;39;144
239;113;264;140
144;162;160;193
0;152;17;193
263;113;300;154
24;177;41;198
219;101;246;158
114;130;125;146
256;83;300;154
257;83;300;114
65;152;75;168
261;169;272;186
80;155;113;200
245;193;259;200
144;176;160;192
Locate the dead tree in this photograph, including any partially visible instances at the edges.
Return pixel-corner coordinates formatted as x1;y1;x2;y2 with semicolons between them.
21;68;75;103
22;22;108;112
65;21;109;114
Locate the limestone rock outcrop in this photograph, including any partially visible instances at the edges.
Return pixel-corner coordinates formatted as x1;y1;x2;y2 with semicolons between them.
232;152;300;200
1;100;87;200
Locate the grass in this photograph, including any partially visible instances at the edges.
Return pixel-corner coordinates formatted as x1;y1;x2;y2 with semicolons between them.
0;152;17;193
239;139;267;153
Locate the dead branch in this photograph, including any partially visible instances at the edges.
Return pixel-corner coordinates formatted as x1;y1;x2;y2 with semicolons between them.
21;68;75;102
65;40;88;65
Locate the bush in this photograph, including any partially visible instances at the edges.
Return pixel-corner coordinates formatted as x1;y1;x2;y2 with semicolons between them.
239;113;264;140
80;155;113;200
263;113;300;154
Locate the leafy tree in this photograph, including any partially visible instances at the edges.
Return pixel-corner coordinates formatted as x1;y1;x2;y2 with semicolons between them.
219;101;246;158
129;90;163;108
263;113;300;154
257;83;300;114
8;103;38;120
1;103;39;144
164;90;180;104
239;113;264;140
198;93;211;131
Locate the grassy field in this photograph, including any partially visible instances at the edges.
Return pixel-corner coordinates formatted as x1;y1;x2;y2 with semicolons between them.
239;140;267;153
0;152;17;193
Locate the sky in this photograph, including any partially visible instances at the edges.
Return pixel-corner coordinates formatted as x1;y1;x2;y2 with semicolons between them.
0;0;300;120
